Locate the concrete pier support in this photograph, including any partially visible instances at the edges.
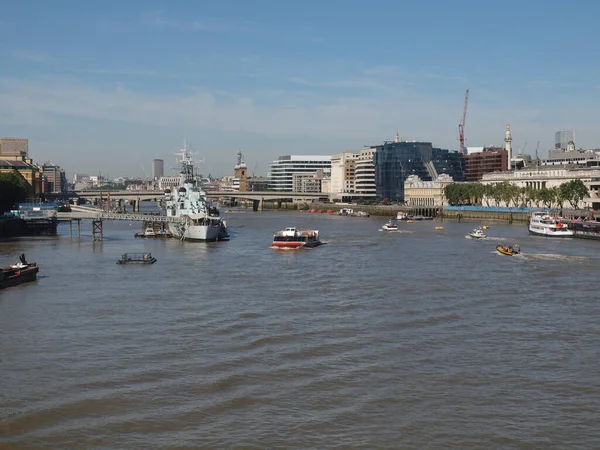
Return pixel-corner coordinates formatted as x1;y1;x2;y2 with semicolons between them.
252;198;264;212
135;198;140;212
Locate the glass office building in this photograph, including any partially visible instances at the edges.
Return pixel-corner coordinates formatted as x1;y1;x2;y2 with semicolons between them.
374;141;465;202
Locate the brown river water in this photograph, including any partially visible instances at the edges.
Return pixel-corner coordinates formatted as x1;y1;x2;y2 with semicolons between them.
1;209;599;449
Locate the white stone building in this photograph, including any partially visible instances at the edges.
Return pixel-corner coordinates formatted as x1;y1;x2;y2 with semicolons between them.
404;174;454;207
481;166;600;209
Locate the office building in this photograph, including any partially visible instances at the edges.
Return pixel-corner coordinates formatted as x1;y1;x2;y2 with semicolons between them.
464;147;508;182
0;137;28;158
41;163;67;193
555;131;574;150
268;155;331;191
152;159;164;179
374;140;465;202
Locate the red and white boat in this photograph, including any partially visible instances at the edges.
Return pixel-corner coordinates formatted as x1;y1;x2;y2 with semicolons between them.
272;227;322;249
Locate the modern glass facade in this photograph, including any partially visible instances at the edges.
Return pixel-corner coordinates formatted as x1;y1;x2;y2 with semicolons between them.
374;141;465;202
268;155;331;191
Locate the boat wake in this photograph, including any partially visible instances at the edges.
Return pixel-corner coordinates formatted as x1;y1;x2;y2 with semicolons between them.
521;253;590;262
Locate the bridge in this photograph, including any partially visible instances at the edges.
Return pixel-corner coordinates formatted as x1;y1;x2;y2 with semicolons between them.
46;190;329;212
47;190;329;202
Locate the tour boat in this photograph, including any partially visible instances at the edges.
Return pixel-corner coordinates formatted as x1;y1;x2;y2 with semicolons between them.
272;227;322;249
381;222;398;231
468;228;487;239
496;245;520;256
0;254;39;289
528;212;573;237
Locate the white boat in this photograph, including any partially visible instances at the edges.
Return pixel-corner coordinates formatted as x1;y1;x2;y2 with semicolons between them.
467;228;487;239
272;227;322;249
528;212;573;238
164;143;229;241
382;221;398;231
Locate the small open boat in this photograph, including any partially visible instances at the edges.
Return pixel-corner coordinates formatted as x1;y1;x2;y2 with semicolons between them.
496;244;520;256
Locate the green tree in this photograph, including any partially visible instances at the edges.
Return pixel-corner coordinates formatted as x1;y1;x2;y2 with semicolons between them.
0;171;29;213
562;179;588;208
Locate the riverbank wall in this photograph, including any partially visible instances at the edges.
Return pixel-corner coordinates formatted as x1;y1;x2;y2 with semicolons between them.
235;201;532;223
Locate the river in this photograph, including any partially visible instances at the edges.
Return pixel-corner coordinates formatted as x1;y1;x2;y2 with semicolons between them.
1;209;599;449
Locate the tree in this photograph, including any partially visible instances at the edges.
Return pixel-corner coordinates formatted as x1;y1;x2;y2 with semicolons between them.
0;171;29;213
562;179;588;208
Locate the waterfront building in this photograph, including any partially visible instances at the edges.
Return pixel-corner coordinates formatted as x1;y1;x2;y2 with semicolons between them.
464;147;508;182
0;158;43;198
0;137;28;158
41;163;67;194
330;152;358;200
152;159;164;180
481;166;600;209
555;130;574;150
268;155;331;192
233;151;248;191
374;140;465;202
354;148;376;198
404;174;454;207
292;171;324;193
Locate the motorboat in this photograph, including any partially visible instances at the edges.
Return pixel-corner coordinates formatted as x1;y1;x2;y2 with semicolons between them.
272;227;322;249
0;254;39;289
468;228;487;239
381;222;398;231
528;212;573;237
496;245;520;256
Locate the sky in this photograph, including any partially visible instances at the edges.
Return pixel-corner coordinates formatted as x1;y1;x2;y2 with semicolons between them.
1;0;599;178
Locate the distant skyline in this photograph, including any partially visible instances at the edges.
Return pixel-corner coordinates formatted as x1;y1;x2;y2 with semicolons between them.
1;0;600;177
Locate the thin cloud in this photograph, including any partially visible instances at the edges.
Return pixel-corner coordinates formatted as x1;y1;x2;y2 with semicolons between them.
141;11;250;32
11;49;57;63
77;68;161;77
527;80;574;89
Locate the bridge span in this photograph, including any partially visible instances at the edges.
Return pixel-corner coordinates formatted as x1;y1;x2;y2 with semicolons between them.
49;190;330;203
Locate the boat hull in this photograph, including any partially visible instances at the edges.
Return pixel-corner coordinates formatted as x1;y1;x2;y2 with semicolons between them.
528;227;573;237
272;240;322;249
0;265;39;289
496;245;519;256
168;223;224;241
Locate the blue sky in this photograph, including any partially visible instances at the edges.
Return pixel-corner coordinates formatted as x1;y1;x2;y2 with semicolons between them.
1;0;599;177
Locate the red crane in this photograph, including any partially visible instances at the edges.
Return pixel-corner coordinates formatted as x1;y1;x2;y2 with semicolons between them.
458;89;469;155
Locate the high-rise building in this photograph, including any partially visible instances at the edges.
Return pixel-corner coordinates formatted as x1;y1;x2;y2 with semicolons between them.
555;130;574;150
373;141;465;202
152;159;164;179
0;137;28;158
268;155;331;191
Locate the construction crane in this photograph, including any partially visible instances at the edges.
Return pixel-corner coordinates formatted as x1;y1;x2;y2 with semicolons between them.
458;89;469;155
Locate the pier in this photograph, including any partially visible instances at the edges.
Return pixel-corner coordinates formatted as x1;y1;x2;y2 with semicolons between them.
57;206;185;241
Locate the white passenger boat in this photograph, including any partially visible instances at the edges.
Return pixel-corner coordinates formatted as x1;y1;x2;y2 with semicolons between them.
528;212;573;238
